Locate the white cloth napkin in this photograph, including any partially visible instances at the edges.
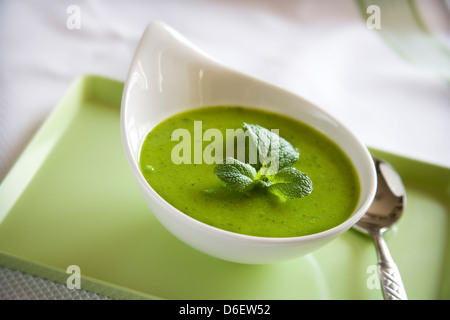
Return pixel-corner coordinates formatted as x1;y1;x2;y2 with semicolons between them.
1;0;449;183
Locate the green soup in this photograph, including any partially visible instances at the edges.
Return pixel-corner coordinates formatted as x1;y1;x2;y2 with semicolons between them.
140;106;360;237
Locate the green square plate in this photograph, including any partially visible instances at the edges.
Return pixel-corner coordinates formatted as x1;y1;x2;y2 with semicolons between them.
0;75;449;299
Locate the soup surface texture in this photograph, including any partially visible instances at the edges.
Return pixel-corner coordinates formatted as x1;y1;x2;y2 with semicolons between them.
140;106;360;237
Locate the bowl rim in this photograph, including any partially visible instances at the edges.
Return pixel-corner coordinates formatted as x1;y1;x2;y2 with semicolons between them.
120;21;377;246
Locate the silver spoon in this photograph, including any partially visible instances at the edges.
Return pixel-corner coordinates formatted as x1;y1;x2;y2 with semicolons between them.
354;157;408;300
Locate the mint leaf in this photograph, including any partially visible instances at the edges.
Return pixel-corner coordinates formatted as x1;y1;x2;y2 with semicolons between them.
243;123;299;172
213;124;313;201
267;167;313;200
214;157;257;192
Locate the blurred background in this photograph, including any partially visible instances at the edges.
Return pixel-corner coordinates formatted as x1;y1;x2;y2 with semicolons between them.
0;0;449;299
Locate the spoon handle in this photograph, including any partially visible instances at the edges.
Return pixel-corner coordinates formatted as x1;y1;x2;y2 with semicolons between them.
372;232;408;300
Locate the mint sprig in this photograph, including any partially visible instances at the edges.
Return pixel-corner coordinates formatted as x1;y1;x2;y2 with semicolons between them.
213;123;313;201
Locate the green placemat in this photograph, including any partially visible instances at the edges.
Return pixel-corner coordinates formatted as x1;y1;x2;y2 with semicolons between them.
0;75;448;299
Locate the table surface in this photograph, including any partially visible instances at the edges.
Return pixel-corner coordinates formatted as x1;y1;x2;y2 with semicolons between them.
0;0;449;300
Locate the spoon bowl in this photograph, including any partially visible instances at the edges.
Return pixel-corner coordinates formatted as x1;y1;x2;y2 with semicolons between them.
354;157;408;299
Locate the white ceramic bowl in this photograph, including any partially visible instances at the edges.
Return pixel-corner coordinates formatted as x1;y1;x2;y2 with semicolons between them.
121;21;377;264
